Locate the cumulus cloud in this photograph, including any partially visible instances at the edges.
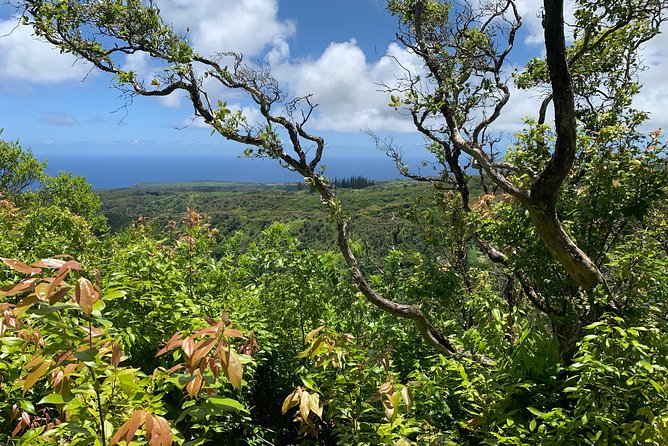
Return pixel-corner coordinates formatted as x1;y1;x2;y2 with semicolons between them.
272;41;422;132
158;0;295;58
40;112;79;126
633;32;668;131
0;19;91;84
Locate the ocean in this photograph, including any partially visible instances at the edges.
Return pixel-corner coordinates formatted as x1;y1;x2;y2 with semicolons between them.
33;145;435;189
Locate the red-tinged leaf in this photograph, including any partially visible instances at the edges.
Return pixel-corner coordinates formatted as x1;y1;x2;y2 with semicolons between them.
51;370;64;389
57;351;74;367
75;278;96;316
47;267;70;298
1;258;41;275
182;337;195;358
48;286;72;305
23;360;52;395
124;410;146;444
1;278;40;296
62;363;79;376
190;338;216;368
31;258;67;269
166;364;183;375
366;391;382;403
12;418;27;437
111;410;146;446
21;412;30;426
379;381;393;394
204;317;217;326
156;332;184;356
111;343;121;368
208;357;219;380
383;398;396;422
224;328;245;339
144;413;154;442
185;372;202;399
153;415;173;446
192;325;216;338
56;260;81;274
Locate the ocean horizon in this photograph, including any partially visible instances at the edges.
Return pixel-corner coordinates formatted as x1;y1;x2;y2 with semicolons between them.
32;143;436;189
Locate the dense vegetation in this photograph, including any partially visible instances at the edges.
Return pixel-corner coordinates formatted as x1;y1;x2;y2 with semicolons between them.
2;0;668;445
98;180;433;254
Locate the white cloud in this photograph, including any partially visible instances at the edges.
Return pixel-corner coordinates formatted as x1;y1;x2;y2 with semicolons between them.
634;31;668;131
157;0;295;58
0;19;91;83
272;40;422;132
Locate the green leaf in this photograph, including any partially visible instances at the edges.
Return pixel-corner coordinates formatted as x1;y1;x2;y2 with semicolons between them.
527;407;545;417
74;348;98;362
1;336;24;346
103;289;126;300
301;376;322;394
206;396;245;412
38;394;67;405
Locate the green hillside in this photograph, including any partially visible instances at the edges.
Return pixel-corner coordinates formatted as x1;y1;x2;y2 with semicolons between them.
99;180;434;252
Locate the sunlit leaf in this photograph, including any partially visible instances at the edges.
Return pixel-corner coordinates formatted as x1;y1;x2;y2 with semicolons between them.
206;396;245;412
23;360;52;395
220;348;243;389
401;385;413;412
1;258;41;275
31;258;67;269
75;277;97;316
282;388;300;414
37;394;67;405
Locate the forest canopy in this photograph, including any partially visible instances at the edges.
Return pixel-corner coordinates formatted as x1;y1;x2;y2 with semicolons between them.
1;0;668;444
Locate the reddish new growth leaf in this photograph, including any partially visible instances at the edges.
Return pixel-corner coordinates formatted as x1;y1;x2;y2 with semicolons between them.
0;303;21;336
1;277;40;297
156;332;184;357
75;277;99;316
30;258;67;269
1;258;41;275
111;411;173;446
111;343;122;368
156;314;245;393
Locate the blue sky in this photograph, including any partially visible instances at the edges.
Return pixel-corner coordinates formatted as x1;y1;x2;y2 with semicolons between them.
0;0;667;186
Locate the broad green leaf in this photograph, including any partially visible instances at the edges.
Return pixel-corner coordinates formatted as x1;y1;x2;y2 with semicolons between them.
74;348;98;363
206;396;244;412
38;394;67;405
527;407;545;417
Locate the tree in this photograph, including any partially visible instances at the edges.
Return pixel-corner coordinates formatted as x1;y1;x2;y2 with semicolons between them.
40;171;108;232
0;131;46;198
13;0;668;363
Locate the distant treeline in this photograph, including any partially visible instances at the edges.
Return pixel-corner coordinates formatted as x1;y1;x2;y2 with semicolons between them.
295;176;376;191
